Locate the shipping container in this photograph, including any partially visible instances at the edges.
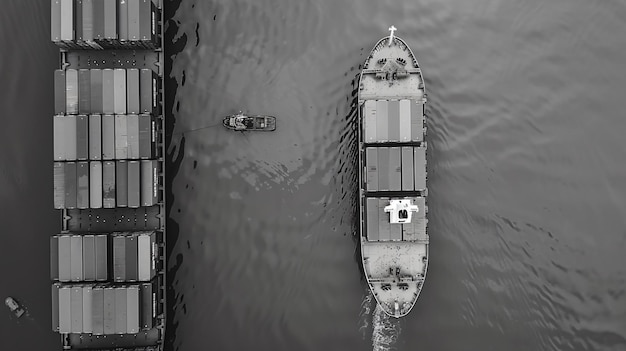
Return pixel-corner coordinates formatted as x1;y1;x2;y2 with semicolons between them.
116;161;128;207
140;282;154;329
52;116;64;160
60;0;74;42
140;69;158;115
93;0;105;41
126;234;138;281
138;114;155;159
79;69;91;114
366;198;379;241
141;160;159;206
377;147;389;191
127;69;140;113
58;287;71;333
102;114;115;159
65;115;77;160
92;286;104;335
399;99;411;142
115;287;127;334
375;100;389;142
388;100;400;142
115;114;128;159
113;235;126;281
83;235;96;280
127;286;140;333
414;146;426;190
103;161;116;208
138;231;156;281
53;162;66;209
65;162;77;209
401;146;414;191
378;199;391;241
77;115;89;160
75;0;83;43
95;234;108;280
52;284;60;332
127;114;139;158
70;235;83;281
54;70;66;115
102;69;115;114
366;148;378;192
128;0;140;41
82;286;93;333
410;101;424;142
128;161;141;208
118;0;129;42
363;100;376;143
139;0;156;44
389;147;401;191
103;287;115;334
77;161;90;209
51;0;61;42
51;236;59;280
114;69;126;114
82;0;95;44
58;235;71;282
90;69;103;114
104;0;117;41
90;161;103;208
66;69;79;115
70;287;83;333
89;114;102;159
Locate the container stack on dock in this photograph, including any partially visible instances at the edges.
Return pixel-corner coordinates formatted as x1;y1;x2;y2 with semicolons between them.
50;1;166;350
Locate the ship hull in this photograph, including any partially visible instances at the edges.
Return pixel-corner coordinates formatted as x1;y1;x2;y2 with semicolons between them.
357;31;429;318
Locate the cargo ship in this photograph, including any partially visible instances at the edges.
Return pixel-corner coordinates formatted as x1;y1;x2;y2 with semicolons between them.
50;0;167;349
358;26;429;318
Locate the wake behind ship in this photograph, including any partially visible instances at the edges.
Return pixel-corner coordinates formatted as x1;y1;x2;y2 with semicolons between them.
49;0;166;349
358;27;429;318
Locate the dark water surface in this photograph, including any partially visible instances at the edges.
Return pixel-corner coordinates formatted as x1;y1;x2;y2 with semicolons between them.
2;0;626;350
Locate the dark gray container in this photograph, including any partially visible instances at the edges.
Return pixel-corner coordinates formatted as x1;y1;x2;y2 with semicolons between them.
95;234;108;281
93;0;105;41
139;0;157;46
141;160;159;206
70;287;83;333
82;0;95;44
116;161;128;207
140;282;153;329
140;69;158;115
90;69;103;114
54;162;66;209
82;286;93;333
128;0;140;41
115;287;127;334
52;284;60;332
51;236;59;280
65;115;77;161
118;0;129;42
51;0;61;42
103;0;117;41
75;0;83;44
127;286;140;333
58;235;71;282
138;114;155;159
89;114;102;160
102;114;116;160
90;161;103;208
92;286;104;335
58;286;71;333
102;69;115;114
54;70;66;114
103;161;116;208
65;162;77;209
128;161;140;208
126;234;138;281
77;115;89;160
366;148;378;192
66;69;79;115
113;235;126;281
70;235;83;281
103;287;115;334
127;69;140;114
77;161;90;209
54;116;65;161
401;146;414;191
113;69;126;114
115;114;128;159
79;69;91;114
127;114;139;158
389;147;401;191
83;235;96;281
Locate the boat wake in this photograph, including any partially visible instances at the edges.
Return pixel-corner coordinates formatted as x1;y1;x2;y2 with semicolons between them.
359;289;402;351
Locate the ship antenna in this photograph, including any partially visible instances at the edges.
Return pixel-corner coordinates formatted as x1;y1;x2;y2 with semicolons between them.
388;25;397;46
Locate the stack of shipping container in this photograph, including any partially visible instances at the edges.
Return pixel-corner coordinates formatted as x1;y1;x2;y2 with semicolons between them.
50;0;165;348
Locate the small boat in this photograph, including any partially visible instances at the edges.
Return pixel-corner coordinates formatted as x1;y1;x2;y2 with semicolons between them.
5;297;25;318
222;113;276;131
